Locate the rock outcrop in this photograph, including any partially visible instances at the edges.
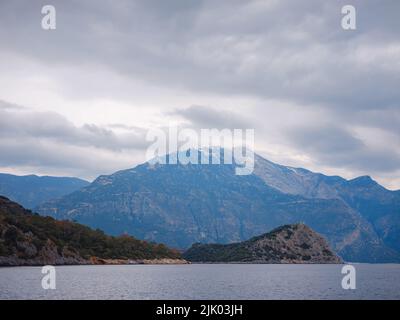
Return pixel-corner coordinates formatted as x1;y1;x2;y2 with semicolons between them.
183;223;343;264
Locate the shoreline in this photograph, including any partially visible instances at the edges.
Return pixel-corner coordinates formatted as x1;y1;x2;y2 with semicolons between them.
0;257;189;267
3;262;400;267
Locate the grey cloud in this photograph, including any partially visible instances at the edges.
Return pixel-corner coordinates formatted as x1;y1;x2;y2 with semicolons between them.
0;100;27;111
288;126;364;154
171;105;252;129
0;105;148;151
105;123;144;131
1;0;399;111
0;136;140;180
287;125;400;173
339;107;400;138
0;102;151;179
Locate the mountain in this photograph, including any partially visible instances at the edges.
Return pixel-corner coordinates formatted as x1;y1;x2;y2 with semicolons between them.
36;151;400;263
252;155;400;256
183;223;342;263
0;173;89;209
0;196;183;266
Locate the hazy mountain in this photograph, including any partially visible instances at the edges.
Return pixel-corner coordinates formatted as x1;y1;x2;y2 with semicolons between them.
183;223;342;264
36;151;400;262
0;173;89;209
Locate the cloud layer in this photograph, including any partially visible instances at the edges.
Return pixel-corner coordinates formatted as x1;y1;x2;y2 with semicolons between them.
0;101;148;179
0;0;399;189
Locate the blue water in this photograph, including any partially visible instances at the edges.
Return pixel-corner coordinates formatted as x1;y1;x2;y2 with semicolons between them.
1;264;400;300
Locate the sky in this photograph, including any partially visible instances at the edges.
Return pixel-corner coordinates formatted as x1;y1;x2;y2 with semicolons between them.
0;0;399;189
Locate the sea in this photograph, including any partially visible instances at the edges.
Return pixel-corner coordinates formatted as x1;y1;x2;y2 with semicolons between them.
1;264;400;300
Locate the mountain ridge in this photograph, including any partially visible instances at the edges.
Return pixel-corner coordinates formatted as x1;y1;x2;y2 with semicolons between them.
36;150;400;262
252;154;400;256
0;173;89;209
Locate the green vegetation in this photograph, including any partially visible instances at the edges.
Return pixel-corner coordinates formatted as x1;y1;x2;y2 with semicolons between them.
183;224;342;263
0;196;181;261
184;243;253;262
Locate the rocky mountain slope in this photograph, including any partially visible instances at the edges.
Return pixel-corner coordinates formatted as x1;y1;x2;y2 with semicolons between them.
0;196;183;266
36;151;400;263
253;154;400;256
183;223;342;263
0;173;89;209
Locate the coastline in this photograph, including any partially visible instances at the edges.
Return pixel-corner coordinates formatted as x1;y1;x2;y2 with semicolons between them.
89;257;189;265
0;256;188;267
1;259;350;267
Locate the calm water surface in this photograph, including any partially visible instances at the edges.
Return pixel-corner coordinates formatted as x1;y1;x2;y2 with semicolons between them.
1;264;399;299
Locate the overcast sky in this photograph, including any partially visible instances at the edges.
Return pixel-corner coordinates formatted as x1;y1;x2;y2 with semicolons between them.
0;0;399;189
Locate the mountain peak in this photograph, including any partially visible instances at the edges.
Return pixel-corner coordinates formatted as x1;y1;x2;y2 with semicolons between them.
349;175;377;186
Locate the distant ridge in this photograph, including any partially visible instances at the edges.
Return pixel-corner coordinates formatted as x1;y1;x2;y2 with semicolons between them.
0;173;89;209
